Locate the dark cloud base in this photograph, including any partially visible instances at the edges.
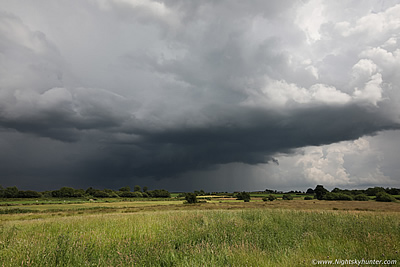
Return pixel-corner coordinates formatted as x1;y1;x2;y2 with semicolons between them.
3;103;396;190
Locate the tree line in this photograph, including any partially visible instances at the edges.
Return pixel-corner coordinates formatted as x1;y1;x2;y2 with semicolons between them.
0;185;170;198
309;185;399;202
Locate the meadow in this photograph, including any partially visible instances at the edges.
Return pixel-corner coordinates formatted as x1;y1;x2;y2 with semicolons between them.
1;198;399;266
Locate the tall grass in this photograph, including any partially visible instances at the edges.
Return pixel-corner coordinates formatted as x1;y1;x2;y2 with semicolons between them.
1;209;399;266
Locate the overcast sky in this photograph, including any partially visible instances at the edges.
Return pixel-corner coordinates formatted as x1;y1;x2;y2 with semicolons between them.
1;0;400;192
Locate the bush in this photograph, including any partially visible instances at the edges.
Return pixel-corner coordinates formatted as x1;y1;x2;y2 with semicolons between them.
304;196;313;200
185;193;197;204
323;192;353;201
366;187;385;196
4;186;19;198
263;195;277;201
17;190;42;198
91;190;110;198
51;187;84;198
118;191;136;198
376;192;396;202
236;192;251;202
282;194;293;200
268;195;277;201
354;194;369;201
149;189;171;198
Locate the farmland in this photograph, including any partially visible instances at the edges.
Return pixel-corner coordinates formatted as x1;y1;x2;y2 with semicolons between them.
1;197;399;266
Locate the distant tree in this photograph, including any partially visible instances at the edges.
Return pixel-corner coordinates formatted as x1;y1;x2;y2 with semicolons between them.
52;187;83;198
354;194;369;201
331;187;341;193
41;191;53;198
132;192;143;198
185;193;197;204
0;185;4;198
350;189;365;195
263;194;276;201
366;187;385;196
134;185;141;192
304;196;313;200
75;189;85;197
119;186;131;192
4;186;19;198
17;190;41;198
143;186;148;193
86;187;96;196
282;194;293;200
323;192;353;201
386;187;400;195
236;192;251;202
104;189;119;197
177;192;187;198
118;191;136;198
314;185;328;200
92;190;110;198
306;188;314;194
376;192;396;202
149;189;171;198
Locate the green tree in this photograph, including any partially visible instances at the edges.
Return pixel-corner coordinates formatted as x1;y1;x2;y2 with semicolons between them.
119;186;131;192
323;192;353;201
376;192;396;202
268;194;277;201
143;186;148;193
52;187;83;198
306;188;314;194
282;194;293;200
134;185;141;192
314;185;328;200
85;187;96;196
262;194;276;201
0;185;4;198
185;193;197;204
236;192;251;202
386;187;400;195
331;187;341;193
149;189;171;198
4;186;19;198
366;187;385;196
118;191;136;198
92;190;110;198
354;194;369;201
17;190;41;198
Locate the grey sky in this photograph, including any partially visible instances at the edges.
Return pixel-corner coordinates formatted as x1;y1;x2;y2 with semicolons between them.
1;0;399;191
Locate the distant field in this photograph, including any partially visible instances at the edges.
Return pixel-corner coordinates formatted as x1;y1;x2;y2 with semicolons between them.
1;198;400;219
1;198;399;266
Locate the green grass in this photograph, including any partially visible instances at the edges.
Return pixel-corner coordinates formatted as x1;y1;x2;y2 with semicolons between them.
1;208;399;266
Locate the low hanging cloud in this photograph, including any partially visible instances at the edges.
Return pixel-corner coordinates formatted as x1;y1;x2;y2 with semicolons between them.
1;0;400;189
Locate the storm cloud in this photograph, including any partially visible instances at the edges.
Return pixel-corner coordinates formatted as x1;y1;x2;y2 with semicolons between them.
1;0;400;190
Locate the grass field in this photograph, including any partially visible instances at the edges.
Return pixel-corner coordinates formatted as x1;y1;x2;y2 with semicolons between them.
1;198;399;266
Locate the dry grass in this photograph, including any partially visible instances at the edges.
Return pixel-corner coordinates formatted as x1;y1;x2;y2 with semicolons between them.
1;198;399;222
